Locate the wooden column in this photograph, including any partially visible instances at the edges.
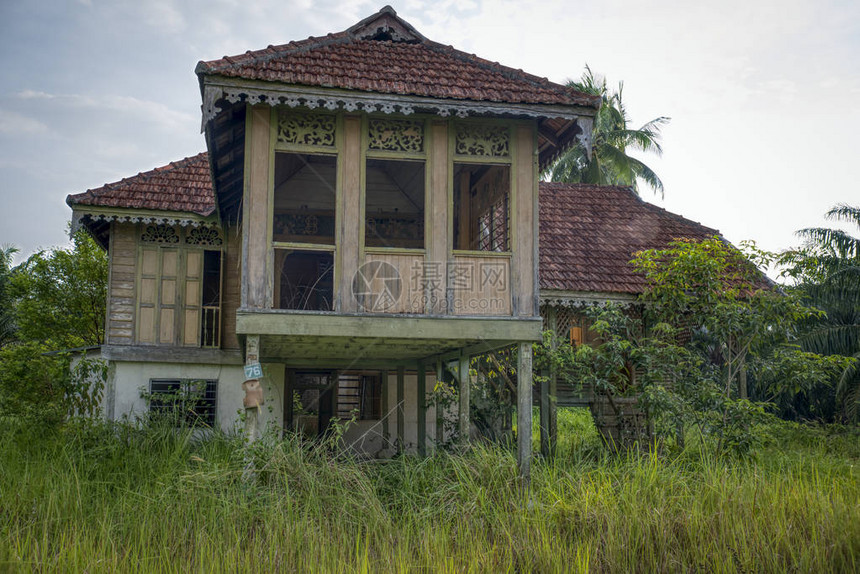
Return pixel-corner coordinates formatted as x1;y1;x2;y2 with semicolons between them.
338;115;362;312
540;367;550;457
513;123;537;318
242;106;272;309
540;306;558;457
381;369;390;449
458;352;470;444
417;362;427;457
396;366;405;454
427;120;448;314
517;341;533;484
548;309;559;456
435;359;444;447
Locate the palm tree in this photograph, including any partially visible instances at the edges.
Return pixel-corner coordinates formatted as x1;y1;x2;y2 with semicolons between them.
792;204;860;420
548;66;669;196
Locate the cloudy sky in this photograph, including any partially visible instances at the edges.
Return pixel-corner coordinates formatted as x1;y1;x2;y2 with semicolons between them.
1;0;858;265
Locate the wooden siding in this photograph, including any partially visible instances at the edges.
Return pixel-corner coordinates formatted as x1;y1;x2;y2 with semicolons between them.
451;253;511;316
364;251;425;314
106;223;137;345
221;224;241;349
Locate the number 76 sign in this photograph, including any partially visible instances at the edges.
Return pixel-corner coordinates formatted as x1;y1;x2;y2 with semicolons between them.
244;362;263;380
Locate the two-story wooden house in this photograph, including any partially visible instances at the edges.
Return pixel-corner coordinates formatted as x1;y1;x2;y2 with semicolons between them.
67;7;716;473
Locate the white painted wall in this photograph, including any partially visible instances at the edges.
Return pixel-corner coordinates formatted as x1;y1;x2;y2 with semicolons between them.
108;360;285;435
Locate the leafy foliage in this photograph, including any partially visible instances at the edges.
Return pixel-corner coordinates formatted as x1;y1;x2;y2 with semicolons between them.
547;65;669;196
781;203;860;421
10;230;108;349
0;245;18;347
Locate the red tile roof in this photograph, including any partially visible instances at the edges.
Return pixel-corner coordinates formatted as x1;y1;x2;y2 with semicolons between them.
539;182;719;294
68;154;719;296
66;153;215;216
196;6;599;109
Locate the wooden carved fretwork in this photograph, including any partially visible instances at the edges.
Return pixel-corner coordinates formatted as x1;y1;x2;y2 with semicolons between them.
140;224;179;244
277;111;336;147
455;124;510;158
273;213;335;238
365;215;424;241
368;118;424;153
185;227;223;246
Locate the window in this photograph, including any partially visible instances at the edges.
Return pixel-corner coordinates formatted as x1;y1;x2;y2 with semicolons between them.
365;159;425;249
136;225;223;348
273;153;337;245
453;164;510;252
148;379;217;427
201;250;221;347
275;250;334;311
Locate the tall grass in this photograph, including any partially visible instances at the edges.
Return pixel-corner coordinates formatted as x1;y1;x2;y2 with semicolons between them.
1;411;857;572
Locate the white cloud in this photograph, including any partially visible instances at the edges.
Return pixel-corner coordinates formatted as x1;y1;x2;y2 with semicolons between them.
0;110;49;135
15;90;195;130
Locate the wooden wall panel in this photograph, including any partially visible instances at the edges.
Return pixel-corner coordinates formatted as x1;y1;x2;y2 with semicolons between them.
107;223;138;345
364;252;424;314
451;254;511;316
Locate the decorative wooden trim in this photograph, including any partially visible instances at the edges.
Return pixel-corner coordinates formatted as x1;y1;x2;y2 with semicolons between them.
367;117;425;154
200;79;597;129
275;109;336;149
453;122;511;160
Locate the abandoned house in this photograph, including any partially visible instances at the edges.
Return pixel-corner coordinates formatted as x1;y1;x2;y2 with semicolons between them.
66;6;717;472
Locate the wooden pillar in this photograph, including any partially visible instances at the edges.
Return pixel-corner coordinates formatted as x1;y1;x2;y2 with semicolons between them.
338;115;362;312
435;359;444;447
381;369;390;449
540;367;550;457
396;366;405;454
458;351;470;444
517;341;533;484
417;362;427;457
427;120;448;315
548;307;558;456
242;106;272;309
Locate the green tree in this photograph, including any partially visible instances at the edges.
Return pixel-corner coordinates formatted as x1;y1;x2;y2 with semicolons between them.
10;230;108;349
0;245;18;347
783;204;860;421
547;65;669;196
632;237;850;452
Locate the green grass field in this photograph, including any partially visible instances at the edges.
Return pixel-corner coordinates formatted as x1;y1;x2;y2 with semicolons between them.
1;410;857;572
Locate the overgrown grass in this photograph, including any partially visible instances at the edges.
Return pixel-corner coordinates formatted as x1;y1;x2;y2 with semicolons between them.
1;411;857;572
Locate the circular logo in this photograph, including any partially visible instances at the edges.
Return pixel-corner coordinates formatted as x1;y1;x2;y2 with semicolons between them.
352;261;402;311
